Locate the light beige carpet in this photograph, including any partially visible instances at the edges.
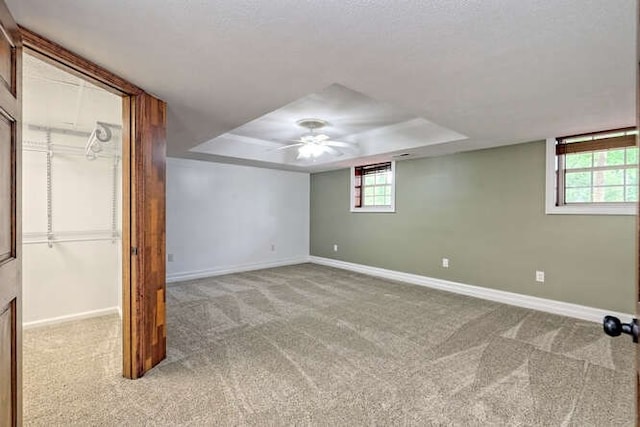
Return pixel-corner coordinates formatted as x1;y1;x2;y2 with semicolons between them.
24;263;635;425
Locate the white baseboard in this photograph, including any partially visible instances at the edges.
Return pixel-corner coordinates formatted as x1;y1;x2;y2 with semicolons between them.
309;256;634;324
23;306;120;329
166;256;310;283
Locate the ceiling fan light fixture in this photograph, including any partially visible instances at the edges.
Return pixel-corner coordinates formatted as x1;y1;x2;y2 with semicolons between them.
298;143;326;158
278;118;351;160
300;132;329;143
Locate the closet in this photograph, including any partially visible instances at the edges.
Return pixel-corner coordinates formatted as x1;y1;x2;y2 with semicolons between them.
22;52;122;325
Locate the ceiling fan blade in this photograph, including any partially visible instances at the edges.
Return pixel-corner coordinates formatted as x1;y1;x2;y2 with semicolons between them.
322;146;343;156
276;143;304;151
322;140;352;148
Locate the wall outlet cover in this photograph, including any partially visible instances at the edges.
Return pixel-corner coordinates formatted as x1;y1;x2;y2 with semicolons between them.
536;270;545;283
442;258;449;268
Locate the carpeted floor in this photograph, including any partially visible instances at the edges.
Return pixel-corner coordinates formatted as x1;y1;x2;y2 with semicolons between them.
23;263;634;425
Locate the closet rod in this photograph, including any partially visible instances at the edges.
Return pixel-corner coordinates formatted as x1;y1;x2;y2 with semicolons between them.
23;230;121;245
23;236;120;245
24;139;119;149
23;145;118;159
28;122;122;137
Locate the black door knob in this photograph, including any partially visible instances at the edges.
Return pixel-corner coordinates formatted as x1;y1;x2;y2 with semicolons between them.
603;315;638;343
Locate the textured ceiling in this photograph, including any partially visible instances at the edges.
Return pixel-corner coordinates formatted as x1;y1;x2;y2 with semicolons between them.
7;0;636;172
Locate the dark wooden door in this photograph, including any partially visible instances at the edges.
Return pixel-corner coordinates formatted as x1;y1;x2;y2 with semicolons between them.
122;92;167;379
0;1;20;424
637;8;640;425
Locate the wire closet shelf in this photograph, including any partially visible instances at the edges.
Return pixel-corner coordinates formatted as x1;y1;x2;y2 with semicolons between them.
22;123;122;248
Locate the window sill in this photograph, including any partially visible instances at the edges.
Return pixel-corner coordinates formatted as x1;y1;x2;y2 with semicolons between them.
545;204;637;216
350;207;396;213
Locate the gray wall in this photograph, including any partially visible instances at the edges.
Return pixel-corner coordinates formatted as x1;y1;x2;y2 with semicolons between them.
310;141;635;313
166;158;309;281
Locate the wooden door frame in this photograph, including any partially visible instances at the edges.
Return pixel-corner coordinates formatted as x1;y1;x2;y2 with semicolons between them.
19;27;165;379
637;10;640;426
0;2;21;423
637;2;640;424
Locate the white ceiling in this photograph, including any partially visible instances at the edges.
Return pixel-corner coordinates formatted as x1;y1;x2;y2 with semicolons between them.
191;83;468;169
7;0;636;172
23;53;121;134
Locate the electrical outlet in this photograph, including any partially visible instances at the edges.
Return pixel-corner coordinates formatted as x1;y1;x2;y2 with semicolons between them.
270;244;275;252
168;253;174;262
536;270;545;283
333;244;338;252
442;258;449;268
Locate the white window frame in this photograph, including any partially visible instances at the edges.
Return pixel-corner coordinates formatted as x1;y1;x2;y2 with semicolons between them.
350;161;396;213
545;138;636;215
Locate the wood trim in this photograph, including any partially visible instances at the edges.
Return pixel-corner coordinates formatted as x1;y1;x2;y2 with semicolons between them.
556;134;636;155
353;166;362;208
557;127;636;142
9;299;17;426
10;37;20;427
359;162;392;174
636;5;640;423
636;4;640;424
0;82;17;120
129;94;141;378
0;0;18;46
0;5;17;122
0;0;20;422
8;22;18;427
19;26;142;96
121;96;133;379
130;93;166;378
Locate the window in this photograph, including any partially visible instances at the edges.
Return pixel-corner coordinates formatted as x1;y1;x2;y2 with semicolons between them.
546;128;638;215
350;161;396;212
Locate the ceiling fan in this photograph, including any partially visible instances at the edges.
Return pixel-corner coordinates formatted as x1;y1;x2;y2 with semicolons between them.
278;118;354;159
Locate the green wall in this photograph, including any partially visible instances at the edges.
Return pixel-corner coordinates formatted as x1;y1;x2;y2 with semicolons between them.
310;141;636;313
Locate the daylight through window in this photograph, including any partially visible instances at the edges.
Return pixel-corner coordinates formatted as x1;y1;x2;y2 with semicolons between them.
351;161;395;212
555;128;638;206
